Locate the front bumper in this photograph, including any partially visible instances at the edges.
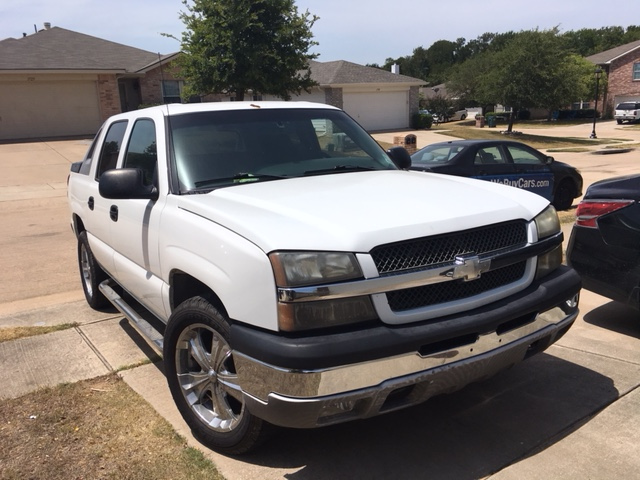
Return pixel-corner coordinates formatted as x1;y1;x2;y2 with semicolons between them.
232;267;581;429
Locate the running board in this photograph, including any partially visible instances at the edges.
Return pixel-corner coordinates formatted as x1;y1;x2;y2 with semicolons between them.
99;280;164;355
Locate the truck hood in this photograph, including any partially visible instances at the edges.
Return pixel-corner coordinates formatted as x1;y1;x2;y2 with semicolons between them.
175;170;548;253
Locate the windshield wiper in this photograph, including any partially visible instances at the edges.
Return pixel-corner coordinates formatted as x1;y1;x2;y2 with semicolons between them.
194;172;287;188
303;165;377;176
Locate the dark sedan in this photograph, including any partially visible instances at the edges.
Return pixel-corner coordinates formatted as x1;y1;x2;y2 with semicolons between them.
410;140;583;210
567;174;640;311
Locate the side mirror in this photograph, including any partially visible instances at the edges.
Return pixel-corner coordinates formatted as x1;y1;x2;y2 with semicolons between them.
99;168;158;200
545;156;554;165
387;146;412;170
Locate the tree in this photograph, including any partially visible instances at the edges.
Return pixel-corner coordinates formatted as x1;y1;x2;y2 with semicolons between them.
449;29;596;131
175;0;319;101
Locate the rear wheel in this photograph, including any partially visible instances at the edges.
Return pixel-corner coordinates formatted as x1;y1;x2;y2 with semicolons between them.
617;119;623;124
553;179;576;211
77;231;109;309
163;296;266;454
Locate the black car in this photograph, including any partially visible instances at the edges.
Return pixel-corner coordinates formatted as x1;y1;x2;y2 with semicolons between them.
567;174;640;311
410;140;583;210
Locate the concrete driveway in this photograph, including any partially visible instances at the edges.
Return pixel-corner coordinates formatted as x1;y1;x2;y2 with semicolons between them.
0;122;639;479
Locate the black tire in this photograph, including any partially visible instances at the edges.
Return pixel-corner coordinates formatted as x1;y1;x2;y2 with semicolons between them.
460;114;467;121
617;119;623;124
77;231;110;309
553;180;576;211
163;296;266;455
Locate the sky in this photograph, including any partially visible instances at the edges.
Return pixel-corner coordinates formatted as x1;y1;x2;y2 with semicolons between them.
2;0;640;66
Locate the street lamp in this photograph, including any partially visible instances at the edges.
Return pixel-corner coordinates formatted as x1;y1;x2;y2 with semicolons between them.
590;67;603;139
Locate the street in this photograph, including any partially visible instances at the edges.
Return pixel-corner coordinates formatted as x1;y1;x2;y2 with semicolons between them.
0;121;639;479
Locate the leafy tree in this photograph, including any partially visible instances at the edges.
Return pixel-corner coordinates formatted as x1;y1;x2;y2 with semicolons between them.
175;0;319;101
448;29;597;130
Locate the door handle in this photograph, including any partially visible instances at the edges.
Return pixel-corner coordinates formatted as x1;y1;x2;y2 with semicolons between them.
88;196;94;210
109;205;118;222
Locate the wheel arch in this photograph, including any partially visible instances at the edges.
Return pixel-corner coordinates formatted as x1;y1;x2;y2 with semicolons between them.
169;270;228;319
72;214;86;237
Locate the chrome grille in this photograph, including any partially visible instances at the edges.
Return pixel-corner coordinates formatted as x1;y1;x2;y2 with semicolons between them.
370;220;529;313
387;261;527;312
370;220;527;274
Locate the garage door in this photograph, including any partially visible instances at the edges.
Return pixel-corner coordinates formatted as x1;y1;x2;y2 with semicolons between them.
0;80;101;140
613;95;640;108
343;91;408;131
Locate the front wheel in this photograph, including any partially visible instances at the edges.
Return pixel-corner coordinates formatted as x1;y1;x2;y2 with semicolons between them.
617;119;623;124
163;296;266;454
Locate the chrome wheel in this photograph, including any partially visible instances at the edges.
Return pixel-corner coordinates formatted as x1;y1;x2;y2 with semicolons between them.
80;242;93;297
175;323;244;433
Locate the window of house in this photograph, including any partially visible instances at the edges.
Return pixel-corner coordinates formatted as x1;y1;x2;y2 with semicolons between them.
634;62;640;81
162;80;182;103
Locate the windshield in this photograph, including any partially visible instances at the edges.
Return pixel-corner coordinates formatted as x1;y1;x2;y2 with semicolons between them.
169;108;396;192
411;144;465;165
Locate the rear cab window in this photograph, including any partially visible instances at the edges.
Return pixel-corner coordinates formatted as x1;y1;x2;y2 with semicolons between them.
95;121;128;180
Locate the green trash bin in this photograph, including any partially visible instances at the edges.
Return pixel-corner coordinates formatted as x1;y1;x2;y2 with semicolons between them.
487;116;497;128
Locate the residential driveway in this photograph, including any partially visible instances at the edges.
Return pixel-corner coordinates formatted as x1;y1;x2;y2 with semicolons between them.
1;124;639;479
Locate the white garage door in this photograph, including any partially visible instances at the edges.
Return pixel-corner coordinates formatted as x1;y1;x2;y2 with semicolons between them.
343;91;408;131
613;95;640;107
0;80;101;140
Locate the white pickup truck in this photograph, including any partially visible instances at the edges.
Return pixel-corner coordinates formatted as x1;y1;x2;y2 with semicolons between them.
68;102;581;454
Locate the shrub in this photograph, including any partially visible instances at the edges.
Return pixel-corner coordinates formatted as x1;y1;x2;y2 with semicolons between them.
412;113;434;129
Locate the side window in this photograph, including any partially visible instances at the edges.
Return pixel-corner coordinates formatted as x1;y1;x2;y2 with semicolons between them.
506;145;544;165
633;62;640;81
95;121;128;180
78;127;103;175
123;119;157;185
474;147;505;165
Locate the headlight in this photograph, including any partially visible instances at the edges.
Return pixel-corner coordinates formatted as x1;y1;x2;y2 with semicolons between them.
534;205;562;279
269;251;363;287
534;205;560;239
270;251;376;331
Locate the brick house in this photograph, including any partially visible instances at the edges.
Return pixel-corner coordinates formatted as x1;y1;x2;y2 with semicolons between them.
0;25;423;141
0;25;185;140
588;39;640;116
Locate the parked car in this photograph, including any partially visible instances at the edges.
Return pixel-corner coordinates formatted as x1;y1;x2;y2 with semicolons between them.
410;139;583;210
614;102;640;124
433;108;468;123
68;102;580;454
567;174;640;311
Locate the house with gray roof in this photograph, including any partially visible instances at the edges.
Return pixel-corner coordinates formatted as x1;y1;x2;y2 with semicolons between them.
270;60;424;131
0;24;424;141
0;25;184;140
587;39;640;114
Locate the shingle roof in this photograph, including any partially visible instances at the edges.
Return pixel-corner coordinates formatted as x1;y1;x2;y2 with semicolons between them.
0;26;162;72
309;60;425;85
0;27;425;87
587;39;640;65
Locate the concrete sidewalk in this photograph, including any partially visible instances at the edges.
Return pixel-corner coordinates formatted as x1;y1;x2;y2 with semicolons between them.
1;291;639;480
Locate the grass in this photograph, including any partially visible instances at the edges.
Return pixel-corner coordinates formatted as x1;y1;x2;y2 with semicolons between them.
0;323;79;343
427;121;626;150
0;374;224;480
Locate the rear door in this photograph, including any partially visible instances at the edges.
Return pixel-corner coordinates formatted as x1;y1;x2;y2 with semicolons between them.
470;145;518;186
503;143;554;201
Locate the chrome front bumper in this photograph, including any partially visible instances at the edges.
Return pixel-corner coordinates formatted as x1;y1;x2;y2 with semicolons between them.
234;302;578;429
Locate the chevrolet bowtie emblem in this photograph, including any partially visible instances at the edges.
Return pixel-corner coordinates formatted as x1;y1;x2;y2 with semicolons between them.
443;255;491;282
